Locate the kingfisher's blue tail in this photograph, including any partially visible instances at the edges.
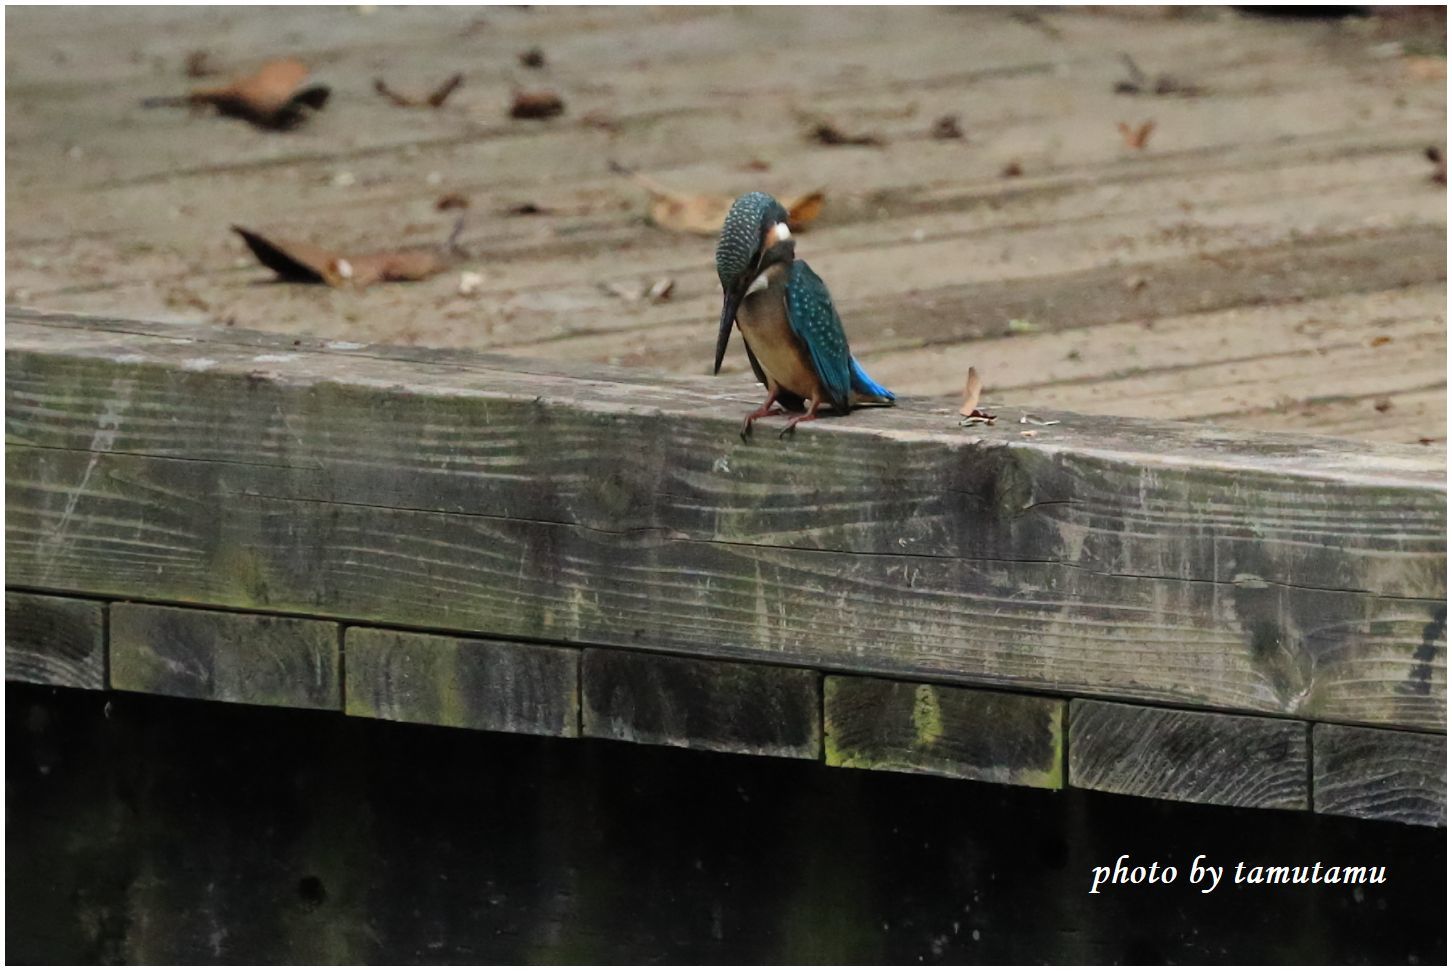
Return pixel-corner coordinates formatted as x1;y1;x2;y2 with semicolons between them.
849;357;895;403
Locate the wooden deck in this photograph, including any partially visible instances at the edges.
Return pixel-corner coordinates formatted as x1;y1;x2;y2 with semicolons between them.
6;5;1447;449
7;308;1446;825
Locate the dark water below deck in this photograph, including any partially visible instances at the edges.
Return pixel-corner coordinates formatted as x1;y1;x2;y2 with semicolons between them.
7;683;1444;964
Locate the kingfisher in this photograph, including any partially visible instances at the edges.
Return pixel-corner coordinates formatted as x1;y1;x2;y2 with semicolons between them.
713;192;895;437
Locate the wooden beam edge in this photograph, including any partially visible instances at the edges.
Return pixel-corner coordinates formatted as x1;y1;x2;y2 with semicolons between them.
9;307;1446;487
5;593;1443;826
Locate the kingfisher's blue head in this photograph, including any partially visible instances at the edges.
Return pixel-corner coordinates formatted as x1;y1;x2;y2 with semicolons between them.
714;191;795;375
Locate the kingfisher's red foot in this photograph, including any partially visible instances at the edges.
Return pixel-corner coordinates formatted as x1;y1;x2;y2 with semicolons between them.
740;391;785;439
777;405;821;438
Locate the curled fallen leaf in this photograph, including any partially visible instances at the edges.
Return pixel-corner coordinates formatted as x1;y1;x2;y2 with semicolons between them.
375;72;464;109
959;366;983;417
232;217;461;289
1370;335;1393;347
580;110;621;133
184;50;218;78
1118;119;1156;150
1000;160;1024;178
511;89;565;120
610;160;826;236
1406;56;1447;82
1114;53;1203;97
1427;146;1447;185
647;277;675;302
785;191;826;232
143;58;330;130
435;192;470;211
931;114;964;140
810;121;884;147
518;47;546;69
1374;398;1393;413
506;202;550;215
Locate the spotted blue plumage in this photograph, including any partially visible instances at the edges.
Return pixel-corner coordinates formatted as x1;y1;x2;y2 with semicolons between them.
716;191;788;291
784;260;894;411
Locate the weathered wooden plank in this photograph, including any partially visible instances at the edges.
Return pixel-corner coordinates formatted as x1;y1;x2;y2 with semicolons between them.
4;590;105;689
1068;700;1309;811
581;650;820;759
110;603;339;710
6;312;1445;730
823;676;1063;789
10;443;1444;729
1313;723;1446;828
345;627;579;738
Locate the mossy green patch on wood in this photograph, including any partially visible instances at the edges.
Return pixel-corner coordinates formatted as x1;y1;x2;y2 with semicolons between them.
912;683;945;747
110;604;339;710
824;676;1064;789
344;628;579;738
582;649;820;759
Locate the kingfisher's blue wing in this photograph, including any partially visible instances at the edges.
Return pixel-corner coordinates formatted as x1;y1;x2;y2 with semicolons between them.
783;260;853;411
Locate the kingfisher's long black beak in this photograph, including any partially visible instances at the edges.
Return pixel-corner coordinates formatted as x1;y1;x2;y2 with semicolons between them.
714;285;743;375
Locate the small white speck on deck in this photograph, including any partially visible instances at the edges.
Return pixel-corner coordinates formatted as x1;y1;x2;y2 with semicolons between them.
181;358;217;371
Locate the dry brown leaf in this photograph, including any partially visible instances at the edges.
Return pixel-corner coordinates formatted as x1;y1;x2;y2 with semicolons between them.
146;58;330;130
506;202;550;215
580;111;621;133
959;366;983;417
786;191;826;232
511;90;565;120
1370;335;1393;347
519;47;546;69
428;73;464;107
743;159;772;172
1114;53;1204;97
184;50;218;78
1000;160;1024;178
232;225;453;289
1406;56;1447;82
435;192;470;211
375;73;463;108
343;250;451;287
931;114;964;140
611;162;826;236
1374;398;1393;413
1427;146;1447;185
1118;119;1155;150
810;121;884;147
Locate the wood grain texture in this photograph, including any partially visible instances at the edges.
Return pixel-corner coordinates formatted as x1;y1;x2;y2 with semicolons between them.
1313;723;1446;828
824;676;1064;788
6;7;1443;453
345;627;579;737
1068;699;1309;811
5;591;105;689
6;311;1445;730
581;649;820;759
110;603;339;710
